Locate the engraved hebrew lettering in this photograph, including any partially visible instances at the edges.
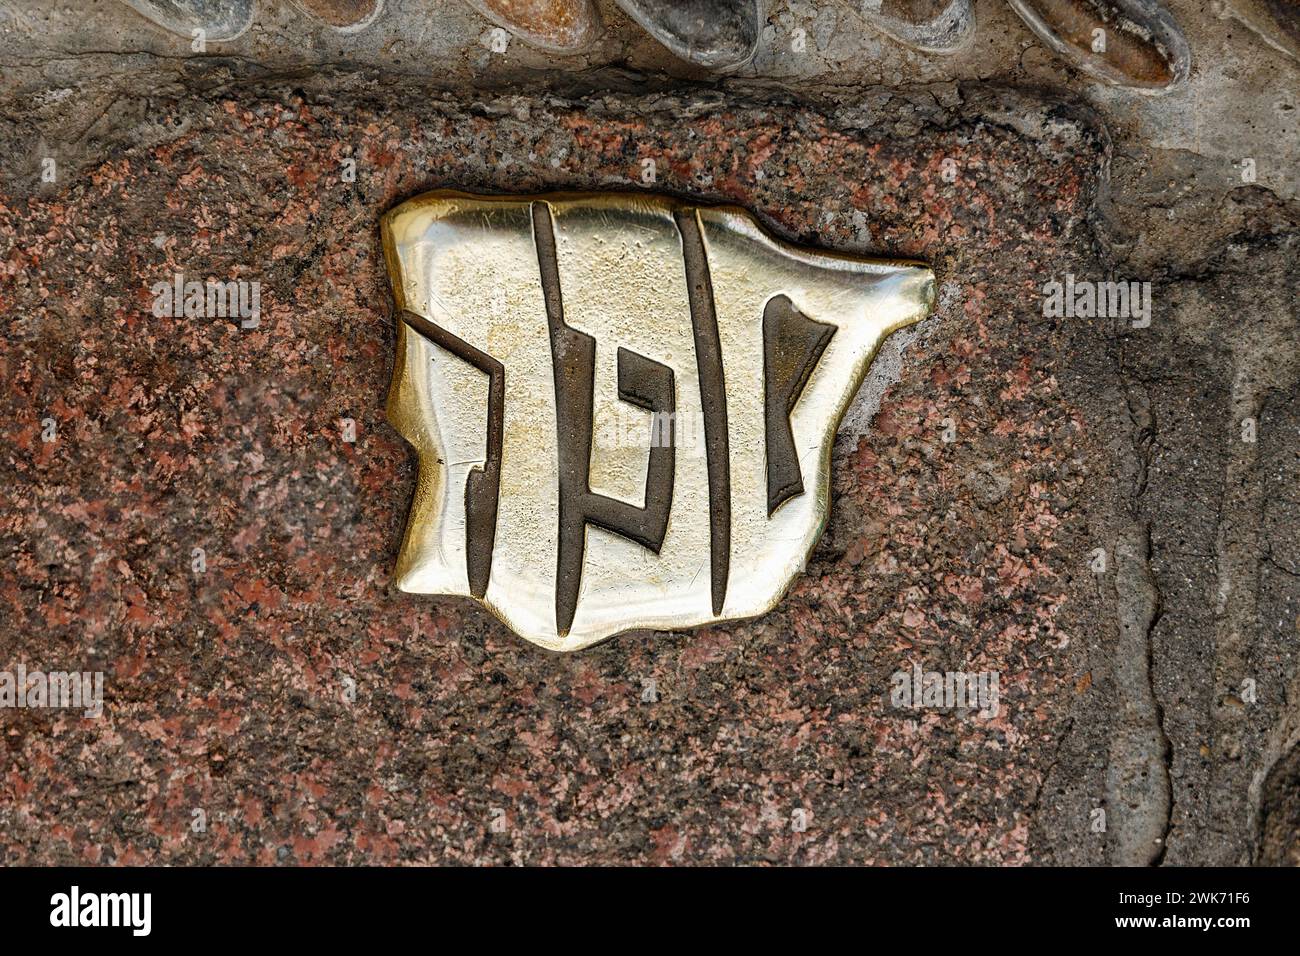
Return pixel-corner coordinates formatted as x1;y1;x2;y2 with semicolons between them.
382;191;935;651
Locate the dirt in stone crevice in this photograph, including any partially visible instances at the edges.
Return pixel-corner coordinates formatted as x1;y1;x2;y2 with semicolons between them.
1087;228;1300;866
1105;398;1172;866
1256;740;1300;865
1036;120;1300;864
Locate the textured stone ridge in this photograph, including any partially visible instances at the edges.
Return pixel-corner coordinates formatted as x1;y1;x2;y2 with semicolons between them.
0;84;1109;864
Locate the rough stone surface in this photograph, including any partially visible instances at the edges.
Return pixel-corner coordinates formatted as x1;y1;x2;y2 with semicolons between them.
463;0;601;53
0;0;1297;866
1;82;1112;864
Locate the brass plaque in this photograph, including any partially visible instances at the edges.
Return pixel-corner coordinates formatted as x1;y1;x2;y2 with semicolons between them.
382;191;935;651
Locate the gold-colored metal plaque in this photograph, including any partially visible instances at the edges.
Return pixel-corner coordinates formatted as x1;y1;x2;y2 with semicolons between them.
382;191;935;651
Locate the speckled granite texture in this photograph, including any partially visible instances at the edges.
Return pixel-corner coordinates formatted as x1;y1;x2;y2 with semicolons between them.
0;87;1118;868
0;82;1206;864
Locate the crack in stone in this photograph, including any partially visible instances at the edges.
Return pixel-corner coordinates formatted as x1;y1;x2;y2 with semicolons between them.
1104;378;1173;865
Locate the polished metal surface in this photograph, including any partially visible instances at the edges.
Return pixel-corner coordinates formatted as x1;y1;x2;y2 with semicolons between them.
382;191;935;651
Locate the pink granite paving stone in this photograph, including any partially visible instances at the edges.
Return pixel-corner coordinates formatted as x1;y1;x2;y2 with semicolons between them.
0;0;1297;871
0;84;1108;864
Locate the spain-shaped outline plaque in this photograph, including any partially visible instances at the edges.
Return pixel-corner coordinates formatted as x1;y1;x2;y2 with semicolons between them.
382;191;935;651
